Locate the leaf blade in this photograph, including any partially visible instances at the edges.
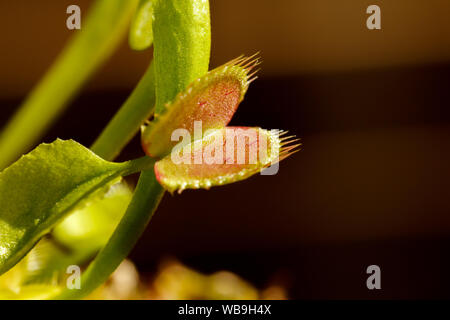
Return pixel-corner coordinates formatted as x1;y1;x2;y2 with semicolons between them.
0;139;138;275
129;0;154;51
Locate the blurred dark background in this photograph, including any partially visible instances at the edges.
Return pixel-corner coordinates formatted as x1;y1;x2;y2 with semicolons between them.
1;0;450;299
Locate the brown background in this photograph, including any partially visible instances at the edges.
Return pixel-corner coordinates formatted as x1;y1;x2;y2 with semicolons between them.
1;0;450;298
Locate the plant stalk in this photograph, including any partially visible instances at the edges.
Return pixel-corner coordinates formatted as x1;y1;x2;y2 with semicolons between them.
55;169;163;299
91;62;156;160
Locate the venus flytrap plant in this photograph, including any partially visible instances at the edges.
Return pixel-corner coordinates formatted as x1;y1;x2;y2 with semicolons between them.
0;0;299;299
142;56;299;193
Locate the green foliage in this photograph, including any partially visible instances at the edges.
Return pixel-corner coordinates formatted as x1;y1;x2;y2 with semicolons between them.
0;183;133;299
0;0;297;300
153;0;211;113
55;170;164;299
0;140;150;276
55;0;213;300
0;239;69;298
53;182;133;253
24;183;132;287
129;0;154;50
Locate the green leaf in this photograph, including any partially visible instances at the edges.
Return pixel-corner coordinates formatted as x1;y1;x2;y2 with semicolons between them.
129;0;154;50
142;56;259;158
0;240;63;299
0;139;151;275
53;181;133;253
19;237;84;287
17;182;133;286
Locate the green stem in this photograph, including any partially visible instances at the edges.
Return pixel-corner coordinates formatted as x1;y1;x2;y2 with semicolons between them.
123;156;155;175
91;62;156;160
55;169;163;300
0;0;138;170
